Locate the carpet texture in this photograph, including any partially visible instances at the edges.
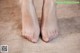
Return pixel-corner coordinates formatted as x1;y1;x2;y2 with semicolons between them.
0;0;80;53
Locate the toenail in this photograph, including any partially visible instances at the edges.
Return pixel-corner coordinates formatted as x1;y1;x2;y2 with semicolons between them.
44;37;49;42
31;39;37;43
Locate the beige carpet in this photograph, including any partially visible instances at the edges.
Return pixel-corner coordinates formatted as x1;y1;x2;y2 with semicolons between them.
0;0;80;53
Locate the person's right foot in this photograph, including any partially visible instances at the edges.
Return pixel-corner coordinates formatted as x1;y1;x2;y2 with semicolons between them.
21;0;40;43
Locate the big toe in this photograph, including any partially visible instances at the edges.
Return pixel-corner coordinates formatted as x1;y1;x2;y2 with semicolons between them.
42;36;50;42
31;37;38;43
42;32;59;42
23;35;38;43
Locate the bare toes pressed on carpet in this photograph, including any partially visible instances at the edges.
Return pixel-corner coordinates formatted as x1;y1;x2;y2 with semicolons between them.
41;20;59;42
41;0;59;42
22;25;40;43
21;0;40;43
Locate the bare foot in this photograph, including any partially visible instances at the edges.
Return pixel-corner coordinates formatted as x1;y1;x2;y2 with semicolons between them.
21;0;40;43
41;0;59;42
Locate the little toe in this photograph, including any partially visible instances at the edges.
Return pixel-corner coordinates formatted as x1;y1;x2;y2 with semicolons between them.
49;31;59;41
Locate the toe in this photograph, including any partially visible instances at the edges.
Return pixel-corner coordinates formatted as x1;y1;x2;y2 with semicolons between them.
42;31;50;42
31;38;38;43
49;31;59;41
22;32;39;43
42;35;49;42
27;35;38;43
22;35;36;43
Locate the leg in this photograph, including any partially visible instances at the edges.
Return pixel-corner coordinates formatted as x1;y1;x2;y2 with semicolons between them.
41;0;59;42
21;0;40;43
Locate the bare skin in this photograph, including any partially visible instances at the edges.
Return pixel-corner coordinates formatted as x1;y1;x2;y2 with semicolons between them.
21;0;59;42
41;0;59;42
21;0;40;43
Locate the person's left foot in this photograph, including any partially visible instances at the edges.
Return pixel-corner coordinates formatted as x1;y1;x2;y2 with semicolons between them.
41;0;59;42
